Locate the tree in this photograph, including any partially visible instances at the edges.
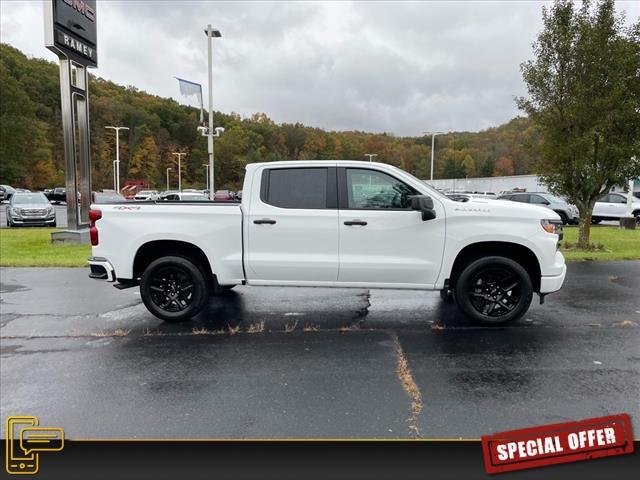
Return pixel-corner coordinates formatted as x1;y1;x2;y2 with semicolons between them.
517;0;640;247
493;156;515;176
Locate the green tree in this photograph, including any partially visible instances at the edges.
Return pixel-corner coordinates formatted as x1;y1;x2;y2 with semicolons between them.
517;0;640;247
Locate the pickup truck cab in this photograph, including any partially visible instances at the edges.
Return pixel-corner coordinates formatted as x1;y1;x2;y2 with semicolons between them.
88;161;566;325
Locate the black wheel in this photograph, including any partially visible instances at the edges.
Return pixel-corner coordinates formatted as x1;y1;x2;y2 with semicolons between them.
591;217;602;225
140;256;210;322
455;256;533;325
634;211;640;225
556;212;568;225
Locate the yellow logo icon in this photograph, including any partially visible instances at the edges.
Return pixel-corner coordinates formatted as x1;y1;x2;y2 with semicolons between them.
6;416;64;475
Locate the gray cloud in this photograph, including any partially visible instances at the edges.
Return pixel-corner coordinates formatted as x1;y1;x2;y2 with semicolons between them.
1;1;638;135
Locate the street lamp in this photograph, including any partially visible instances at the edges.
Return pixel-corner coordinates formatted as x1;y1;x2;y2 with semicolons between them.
166;167;172;191
365;153;378;162
204;25;222;200
202;164;210;191
423;131;444;182
172;152;187;192
105;126;129;192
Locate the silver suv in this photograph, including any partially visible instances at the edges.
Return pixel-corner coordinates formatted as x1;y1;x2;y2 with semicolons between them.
498;192;579;225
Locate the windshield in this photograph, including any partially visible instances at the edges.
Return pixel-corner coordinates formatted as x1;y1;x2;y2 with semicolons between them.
13;193;49;204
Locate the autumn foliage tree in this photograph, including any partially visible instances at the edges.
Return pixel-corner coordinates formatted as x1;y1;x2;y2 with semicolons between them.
517;0;640;247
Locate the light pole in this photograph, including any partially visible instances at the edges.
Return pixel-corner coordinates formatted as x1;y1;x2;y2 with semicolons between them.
166;167;172;191
105;126;129;193
205;25;222;200
172;152;186;192
423;131;444;181
365;153;378;162
202;164;210;191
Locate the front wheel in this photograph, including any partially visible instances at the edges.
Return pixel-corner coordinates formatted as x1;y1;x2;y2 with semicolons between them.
140;256;210;322
455;256;533;325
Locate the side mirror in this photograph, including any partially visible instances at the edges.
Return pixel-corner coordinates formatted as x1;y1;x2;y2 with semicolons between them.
411;195;437;221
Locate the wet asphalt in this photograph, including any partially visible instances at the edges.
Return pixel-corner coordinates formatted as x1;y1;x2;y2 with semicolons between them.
1;262;639;439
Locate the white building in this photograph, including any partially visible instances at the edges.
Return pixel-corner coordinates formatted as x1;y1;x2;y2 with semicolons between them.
426;174;640;196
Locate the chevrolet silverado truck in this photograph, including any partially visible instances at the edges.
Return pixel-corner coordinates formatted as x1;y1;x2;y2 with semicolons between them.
88;161;566;325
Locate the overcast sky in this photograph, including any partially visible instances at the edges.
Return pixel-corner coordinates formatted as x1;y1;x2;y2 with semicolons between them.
1;1;638;136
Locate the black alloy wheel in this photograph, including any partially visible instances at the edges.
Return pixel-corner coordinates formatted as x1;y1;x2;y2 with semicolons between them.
140;256;209;322
455;256;533;325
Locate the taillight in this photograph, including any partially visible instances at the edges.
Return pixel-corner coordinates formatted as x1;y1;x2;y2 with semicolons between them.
89;209;102;246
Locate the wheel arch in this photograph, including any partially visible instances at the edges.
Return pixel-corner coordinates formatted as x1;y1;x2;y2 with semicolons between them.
133;240;215;285
448;241;542;293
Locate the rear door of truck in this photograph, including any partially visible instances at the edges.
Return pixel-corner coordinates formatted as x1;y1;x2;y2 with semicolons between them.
245;165;339;282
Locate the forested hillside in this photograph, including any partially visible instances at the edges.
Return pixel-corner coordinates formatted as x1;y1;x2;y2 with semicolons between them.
0;43;542;191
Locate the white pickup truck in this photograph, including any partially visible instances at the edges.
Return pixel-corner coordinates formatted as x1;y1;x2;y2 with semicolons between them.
88;161;566;325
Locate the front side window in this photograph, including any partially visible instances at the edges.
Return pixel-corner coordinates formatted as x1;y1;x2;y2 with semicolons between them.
264;168;328;209
529;194;549;205
346;169;418;209
512;194;530;203
609;193;627;204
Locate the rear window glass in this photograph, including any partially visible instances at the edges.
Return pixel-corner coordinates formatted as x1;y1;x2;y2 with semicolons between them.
264;168;327;209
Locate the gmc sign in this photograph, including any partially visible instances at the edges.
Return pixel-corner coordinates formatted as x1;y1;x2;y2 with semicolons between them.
45;0;98;66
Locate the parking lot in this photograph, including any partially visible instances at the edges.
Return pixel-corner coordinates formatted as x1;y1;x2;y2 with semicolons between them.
1;262;638;439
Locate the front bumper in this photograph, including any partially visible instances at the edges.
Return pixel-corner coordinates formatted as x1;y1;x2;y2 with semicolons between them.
540;263;567;294
10;216;55;226
88;257;116;282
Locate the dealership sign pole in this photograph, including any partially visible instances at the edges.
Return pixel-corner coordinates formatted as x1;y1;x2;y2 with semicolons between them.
44;0;97;243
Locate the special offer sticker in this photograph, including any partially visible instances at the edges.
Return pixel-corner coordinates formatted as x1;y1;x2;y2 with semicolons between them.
481;414;634;474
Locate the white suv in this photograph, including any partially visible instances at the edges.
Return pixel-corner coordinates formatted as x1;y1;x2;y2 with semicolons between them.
592;192;640;224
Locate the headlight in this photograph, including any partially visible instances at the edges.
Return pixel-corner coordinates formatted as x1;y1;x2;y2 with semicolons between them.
47;206;54;214
11;207;21;216
541;219;563;240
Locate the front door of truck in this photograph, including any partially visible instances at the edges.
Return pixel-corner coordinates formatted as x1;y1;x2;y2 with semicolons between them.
246;166;339;282
337;167;446;286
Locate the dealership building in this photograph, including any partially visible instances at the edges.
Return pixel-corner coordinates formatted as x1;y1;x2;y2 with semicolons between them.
427;174;640;196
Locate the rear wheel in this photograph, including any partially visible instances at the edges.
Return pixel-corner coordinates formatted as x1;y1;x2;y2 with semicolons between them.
455;256;533;325
591;217;602;225
140;256;210;322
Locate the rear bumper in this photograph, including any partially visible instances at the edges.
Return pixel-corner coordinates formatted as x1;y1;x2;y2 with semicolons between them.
88;257;116;282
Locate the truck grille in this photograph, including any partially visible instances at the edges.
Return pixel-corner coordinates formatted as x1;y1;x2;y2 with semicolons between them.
21;209;47;216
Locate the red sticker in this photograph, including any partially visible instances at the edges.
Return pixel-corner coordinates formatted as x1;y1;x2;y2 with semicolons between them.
481;414;634;474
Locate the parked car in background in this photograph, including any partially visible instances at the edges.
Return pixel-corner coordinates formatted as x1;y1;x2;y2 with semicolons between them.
92;191;127;203
133;190;159;201
213;190;236;201
236;190;243;200
14;188;31;193
162;192;208;201
498;192;578;225
0;185;16;202
6;192;56;227
159;190;178;200
46;187;67;204
593;192;640;224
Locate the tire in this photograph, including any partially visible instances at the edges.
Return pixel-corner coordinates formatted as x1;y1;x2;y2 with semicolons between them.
556;211;568;225
455;256;533;326
634;211;640;225
591;217;602;225
140;256;210;322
